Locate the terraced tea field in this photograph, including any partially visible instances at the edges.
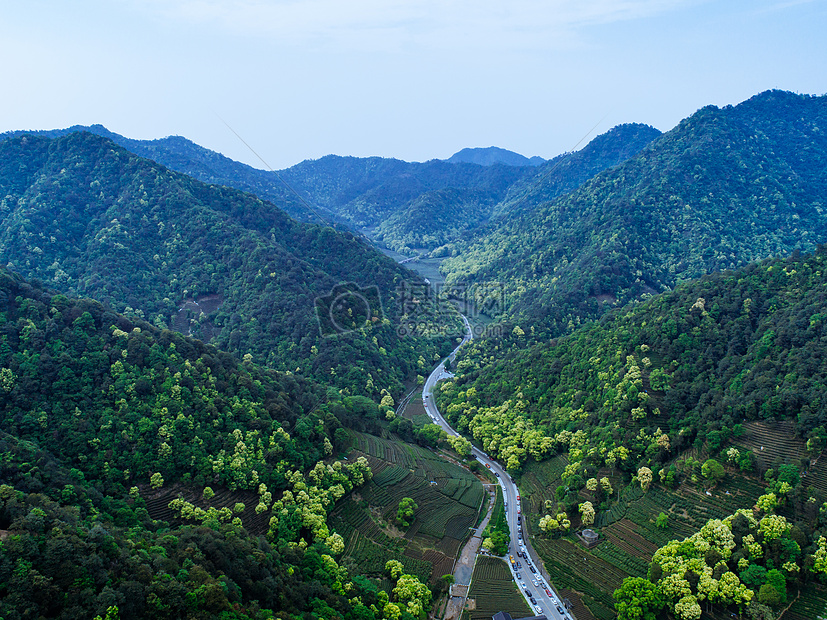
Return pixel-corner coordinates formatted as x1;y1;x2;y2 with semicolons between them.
329;430;485;585
732;420;805;470
466;556;531;620
524;456;768;620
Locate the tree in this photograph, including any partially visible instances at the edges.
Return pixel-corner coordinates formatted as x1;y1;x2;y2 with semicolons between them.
673;595;702;620
600;477;613;495
701;459;725;483
396;497;418;529
764;569;786;604
755;493;778;513
93;607;120;620
150;472;164;489
579;501;595;526
613;577;664;620
446;434;472;457
386;560;404;580
638;467;653;491
655;512;669;529
758;583;781;607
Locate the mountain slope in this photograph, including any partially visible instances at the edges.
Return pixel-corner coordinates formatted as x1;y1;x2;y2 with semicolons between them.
0;132;458;397
440;90;827;336
437;246;827;471
487;122;662;220
0;266;417;620
0;124;661;256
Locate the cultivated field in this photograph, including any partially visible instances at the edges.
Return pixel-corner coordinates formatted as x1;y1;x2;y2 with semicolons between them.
329;429;485;585
465;556;532;620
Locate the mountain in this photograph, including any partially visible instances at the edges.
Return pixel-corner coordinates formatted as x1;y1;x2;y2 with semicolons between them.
0;125;661;256
437;247;827;618
445;146;545;167
441;247;827;466
440;90;827;336
0;125;537;237
0;123;317;222
371;125;662;254
487;123;663;220
0;131;459;398
0;265;429;620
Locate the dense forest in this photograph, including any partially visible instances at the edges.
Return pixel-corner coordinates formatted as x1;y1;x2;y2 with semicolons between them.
0;266;439;620
0;123;661;256
440;90;827;337
0;132;460;399
437;247;827;475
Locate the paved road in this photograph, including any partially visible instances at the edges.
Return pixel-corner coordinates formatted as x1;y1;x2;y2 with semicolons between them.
422;315;574;620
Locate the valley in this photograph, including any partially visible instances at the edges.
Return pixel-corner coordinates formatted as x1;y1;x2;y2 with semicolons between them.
2;89;827;620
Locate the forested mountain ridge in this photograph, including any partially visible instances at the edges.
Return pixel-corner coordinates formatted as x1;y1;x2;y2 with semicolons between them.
437;247;827;473
0;265;430;620
440;90;827;336
0;125;535;236
0;132;458;398
485;122;662;221
0;123;662;256
0;124;316;223
375;124;662;255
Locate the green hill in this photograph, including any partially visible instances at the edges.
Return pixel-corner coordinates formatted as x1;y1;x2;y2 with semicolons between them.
0;265;407;620
0;131;458;398
0;124;661;256
438;246;827;474
440;90;827;336
436;247;827;619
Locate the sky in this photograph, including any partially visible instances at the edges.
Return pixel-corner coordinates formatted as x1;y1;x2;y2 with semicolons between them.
1;0;825;170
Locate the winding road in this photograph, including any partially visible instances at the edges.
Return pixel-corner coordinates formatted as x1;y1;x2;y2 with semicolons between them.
422;315;574;620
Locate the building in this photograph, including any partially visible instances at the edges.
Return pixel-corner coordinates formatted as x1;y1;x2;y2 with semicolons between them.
576;528;599;549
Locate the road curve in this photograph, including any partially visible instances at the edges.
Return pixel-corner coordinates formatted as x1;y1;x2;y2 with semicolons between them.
422;316;574;620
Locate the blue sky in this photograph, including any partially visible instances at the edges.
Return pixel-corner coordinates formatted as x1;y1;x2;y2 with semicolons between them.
2;0;825;169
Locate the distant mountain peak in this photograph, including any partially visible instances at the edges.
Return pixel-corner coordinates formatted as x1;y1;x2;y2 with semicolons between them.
445;146;545;167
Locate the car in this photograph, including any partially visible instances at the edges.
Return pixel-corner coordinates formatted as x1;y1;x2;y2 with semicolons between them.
529;597;536;605
556;606;564;614
517;495;521;501
495;472;500;477
515;571;521;578
517;509;521;514
517;562;522;568
524;588;531;596
532;579;538;587
530;566;537;573
534;606;543;614
545;588;552;596
520;582;527;588
485;463;491;469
